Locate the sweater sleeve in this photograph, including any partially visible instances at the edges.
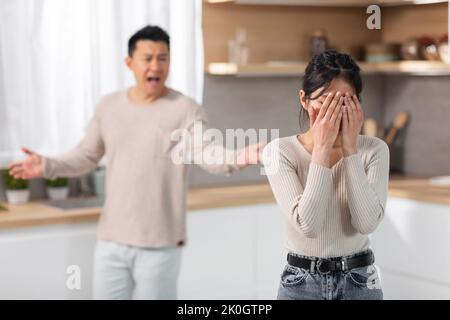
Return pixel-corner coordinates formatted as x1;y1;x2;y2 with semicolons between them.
184;105;240;176
343;139;390;234
43;107;105;179
262;140;333;238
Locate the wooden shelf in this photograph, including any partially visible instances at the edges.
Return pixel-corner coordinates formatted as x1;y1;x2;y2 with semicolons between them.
206;0;448;7
207;61;450;76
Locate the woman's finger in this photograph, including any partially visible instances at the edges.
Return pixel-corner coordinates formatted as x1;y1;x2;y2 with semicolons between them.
346;95;355;126
352;94;361;110
317;92;335;120
336;108;344;129
346;93;357;112
324;92;342;121
352;94;364;121
342;106;349;130
330;97;343;125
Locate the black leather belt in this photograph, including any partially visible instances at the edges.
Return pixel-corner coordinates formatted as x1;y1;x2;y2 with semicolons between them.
287;250;374;275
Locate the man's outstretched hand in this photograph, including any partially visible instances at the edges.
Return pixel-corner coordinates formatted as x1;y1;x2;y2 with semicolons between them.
8;147;44;179
236;142;267;168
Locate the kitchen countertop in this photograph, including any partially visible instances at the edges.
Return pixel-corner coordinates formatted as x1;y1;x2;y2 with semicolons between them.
0;183;275;230
387;176;450;206
0;176;449;230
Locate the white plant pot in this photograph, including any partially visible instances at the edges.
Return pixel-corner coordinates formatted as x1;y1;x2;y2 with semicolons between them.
6;189;30;205
47;187;69;201
92;168;106;196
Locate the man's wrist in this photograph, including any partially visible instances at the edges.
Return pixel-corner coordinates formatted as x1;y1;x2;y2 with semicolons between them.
235;149;250;168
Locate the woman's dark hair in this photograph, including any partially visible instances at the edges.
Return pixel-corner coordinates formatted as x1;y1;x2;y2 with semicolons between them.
299;49;362;131
128;25;170;57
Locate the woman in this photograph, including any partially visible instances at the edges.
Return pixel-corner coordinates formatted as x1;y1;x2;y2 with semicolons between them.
262;50;389;300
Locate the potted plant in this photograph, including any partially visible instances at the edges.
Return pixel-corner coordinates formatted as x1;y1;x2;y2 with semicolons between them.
0;203;7;211
2;169;30;205
46;177;69;201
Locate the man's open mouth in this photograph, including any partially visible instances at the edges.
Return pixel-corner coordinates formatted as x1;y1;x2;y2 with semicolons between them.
147;76;161;84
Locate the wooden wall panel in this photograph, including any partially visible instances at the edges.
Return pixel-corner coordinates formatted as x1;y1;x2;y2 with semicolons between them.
382;3;448;44
203;2;381;64
203;2;448;65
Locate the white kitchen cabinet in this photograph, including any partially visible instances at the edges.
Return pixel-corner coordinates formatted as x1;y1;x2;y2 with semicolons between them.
2;197;448;300
0;222;97;299
0;203;285;300
378;269;450;300
178;203;285;299
371;197;450;299
254;205;286;299
178;205;257;299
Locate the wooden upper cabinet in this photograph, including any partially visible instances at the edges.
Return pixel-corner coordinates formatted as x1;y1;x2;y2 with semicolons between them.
206;0;447;6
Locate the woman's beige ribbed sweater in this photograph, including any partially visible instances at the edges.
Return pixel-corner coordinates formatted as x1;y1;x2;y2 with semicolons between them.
262;134;390;258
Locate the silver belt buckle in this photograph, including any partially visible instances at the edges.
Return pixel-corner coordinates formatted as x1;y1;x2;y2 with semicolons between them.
316;259;331;275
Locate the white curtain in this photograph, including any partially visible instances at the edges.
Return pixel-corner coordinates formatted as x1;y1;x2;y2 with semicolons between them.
0;0;204;165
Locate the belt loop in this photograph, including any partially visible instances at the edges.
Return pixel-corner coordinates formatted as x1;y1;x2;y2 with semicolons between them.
341;258;347;272
310;259;316;273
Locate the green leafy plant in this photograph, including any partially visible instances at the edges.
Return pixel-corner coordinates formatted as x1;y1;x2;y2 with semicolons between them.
46;177;68;188
0;203;7;211
2;169;28;190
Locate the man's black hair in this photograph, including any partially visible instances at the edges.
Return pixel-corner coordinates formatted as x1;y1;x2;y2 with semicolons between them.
128;25;170;56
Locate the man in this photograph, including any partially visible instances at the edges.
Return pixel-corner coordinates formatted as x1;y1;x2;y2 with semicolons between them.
9;25;263;299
